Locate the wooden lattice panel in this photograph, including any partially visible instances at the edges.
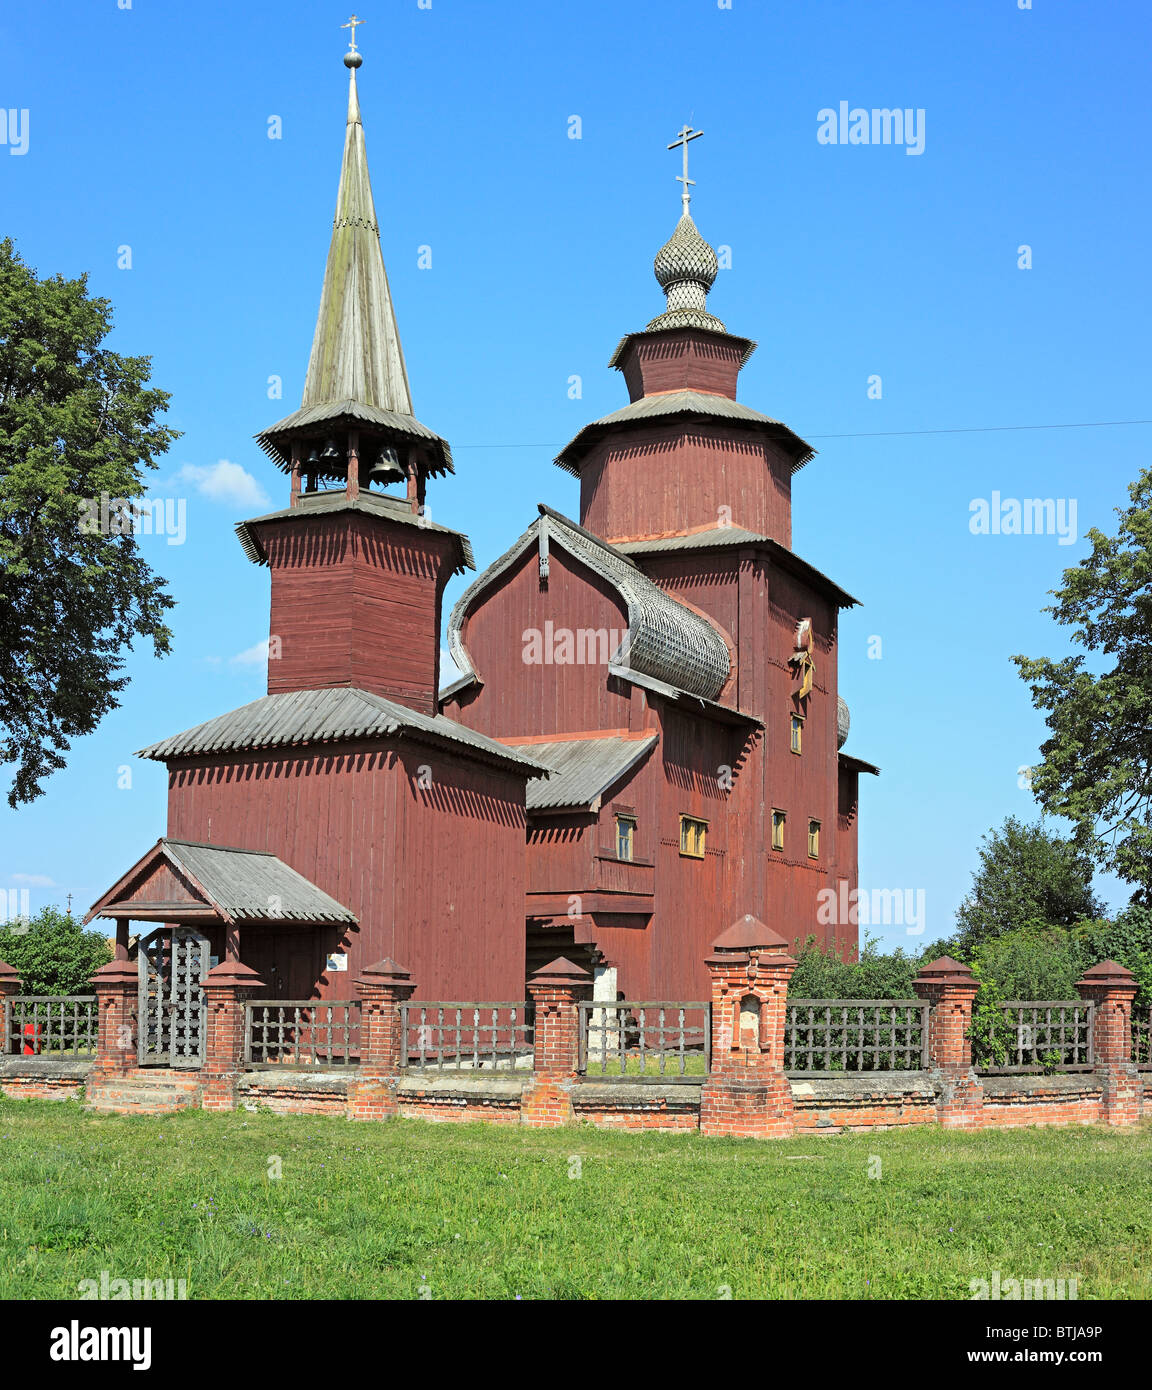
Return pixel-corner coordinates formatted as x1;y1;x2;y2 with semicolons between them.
137;929;209;1067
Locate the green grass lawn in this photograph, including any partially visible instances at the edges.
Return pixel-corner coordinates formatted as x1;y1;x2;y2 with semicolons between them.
1;1097;1149;1300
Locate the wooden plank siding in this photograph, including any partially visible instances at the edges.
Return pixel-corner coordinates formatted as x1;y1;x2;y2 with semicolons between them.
165;740;527;1002
447;545;635;738
616;332;746;402
443;476;860;996
579;424;795;549
258;512;458;715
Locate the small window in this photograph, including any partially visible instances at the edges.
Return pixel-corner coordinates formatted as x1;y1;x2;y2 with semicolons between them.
808;819;820;859
616;815;636;862
679;815;708;859
790;715;804;754
772;809;786;851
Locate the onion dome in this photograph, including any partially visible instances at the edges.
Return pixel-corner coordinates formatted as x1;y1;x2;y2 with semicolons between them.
837;695;850;750
647;212;727;334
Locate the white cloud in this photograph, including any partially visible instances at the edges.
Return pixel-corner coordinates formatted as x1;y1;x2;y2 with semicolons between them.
177;459;269;509
10;873;55;887
230;639;270;666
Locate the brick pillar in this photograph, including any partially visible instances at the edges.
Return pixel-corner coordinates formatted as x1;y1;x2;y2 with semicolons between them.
913;955;983;1129
90;958;140;1079
700;914;797;1139
522;957;589;1128
1078;960;1142;1126
349;958;415;1121
200;962;264;1111
0;960;21;1054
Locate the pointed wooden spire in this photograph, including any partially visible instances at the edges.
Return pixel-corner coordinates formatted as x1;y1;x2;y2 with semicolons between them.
302;51;414;415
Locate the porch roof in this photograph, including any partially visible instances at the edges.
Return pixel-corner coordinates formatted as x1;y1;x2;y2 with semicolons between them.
85;838;358;928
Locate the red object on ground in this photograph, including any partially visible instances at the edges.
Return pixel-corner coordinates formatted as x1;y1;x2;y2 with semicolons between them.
22;1022;41;1056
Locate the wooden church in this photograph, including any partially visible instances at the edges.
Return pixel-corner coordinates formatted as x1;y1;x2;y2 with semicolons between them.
88;40;876;1013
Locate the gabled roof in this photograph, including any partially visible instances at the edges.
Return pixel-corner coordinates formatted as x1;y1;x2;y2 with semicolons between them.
554;389;816;476
85;838;357;927
613;527;859;609
446;504;732;702
235;489;475;575
135;687;545;776
508;734;658;812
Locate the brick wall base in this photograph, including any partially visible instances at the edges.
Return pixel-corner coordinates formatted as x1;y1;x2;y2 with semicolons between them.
397;1096;523;1125
791;1077;938;1133
237;1072;350;1116
12;1061;1144;1133
0;1059;93;1102
700;1075;796;1139
520;1077;577;1128
1;1075;88;1102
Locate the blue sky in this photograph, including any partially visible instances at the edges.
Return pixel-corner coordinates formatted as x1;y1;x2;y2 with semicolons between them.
1;0;1149;948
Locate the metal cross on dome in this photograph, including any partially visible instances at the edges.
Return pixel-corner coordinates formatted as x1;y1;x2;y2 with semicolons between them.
342;14;366;50
668;124;703;213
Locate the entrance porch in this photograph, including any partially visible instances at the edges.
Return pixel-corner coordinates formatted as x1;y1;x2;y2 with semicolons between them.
84;837;358;1074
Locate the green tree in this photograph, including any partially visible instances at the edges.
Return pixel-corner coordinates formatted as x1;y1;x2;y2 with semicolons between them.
1014;469;1152;898
0;906;111;994
0;239;178;806
788;934;924;999
952;816;1103;952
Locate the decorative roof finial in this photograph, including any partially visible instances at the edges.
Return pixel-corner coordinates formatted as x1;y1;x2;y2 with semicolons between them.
646;124;726;335
668;124;703;215
342;13;365;68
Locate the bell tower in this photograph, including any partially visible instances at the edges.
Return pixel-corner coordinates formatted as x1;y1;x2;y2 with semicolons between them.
556;127;815;546
237;28;473;716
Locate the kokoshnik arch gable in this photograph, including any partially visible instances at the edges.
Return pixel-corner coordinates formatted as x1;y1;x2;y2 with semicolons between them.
87;42;878;1009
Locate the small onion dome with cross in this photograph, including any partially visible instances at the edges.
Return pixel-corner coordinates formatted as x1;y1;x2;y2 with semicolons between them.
647;124;727;335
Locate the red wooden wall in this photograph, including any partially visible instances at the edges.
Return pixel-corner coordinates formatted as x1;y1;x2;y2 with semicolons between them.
448;545;635;738
256;512;457;715
165;739;527;1002
578;425;794;548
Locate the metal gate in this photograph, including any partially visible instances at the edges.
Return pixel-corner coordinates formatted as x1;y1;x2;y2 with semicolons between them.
137;927;210;1067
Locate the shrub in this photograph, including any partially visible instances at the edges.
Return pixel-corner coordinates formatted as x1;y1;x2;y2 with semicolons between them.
788;934;924;1000
965;929;1083;1004
0;907;111;995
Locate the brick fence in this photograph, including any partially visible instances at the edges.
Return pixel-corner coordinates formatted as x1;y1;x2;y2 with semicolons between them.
1;917;1149;1137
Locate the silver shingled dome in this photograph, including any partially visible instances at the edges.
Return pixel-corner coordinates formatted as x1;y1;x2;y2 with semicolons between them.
653;213;719;291
647;211;727;334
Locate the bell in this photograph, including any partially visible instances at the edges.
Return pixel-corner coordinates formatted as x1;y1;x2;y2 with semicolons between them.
368;447;405;488
319;438;342;462
306;447;320;466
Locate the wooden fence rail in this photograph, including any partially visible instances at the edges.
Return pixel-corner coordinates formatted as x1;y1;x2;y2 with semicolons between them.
2;995;97;1058
244;1000;361;1068
784;999;930;1075
578;1001;710;1082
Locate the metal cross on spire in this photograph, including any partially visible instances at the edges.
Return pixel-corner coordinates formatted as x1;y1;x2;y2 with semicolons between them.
342;14;366;51
667;124;703;214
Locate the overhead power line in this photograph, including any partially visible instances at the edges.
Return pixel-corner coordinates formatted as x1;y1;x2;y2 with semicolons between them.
451;418;1152;450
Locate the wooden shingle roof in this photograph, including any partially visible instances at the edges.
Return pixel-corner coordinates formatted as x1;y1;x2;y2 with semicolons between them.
136;687;545;776
235;489;475;574
554;389;816;476
85;838;357;927
512;734;659;812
